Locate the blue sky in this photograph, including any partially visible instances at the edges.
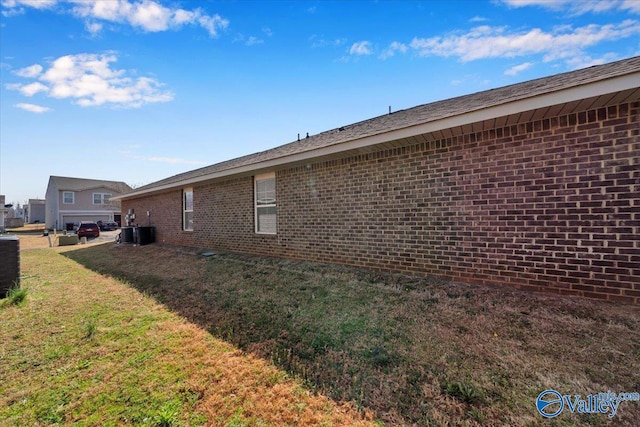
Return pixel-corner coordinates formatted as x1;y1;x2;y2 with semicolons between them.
1;0;639;204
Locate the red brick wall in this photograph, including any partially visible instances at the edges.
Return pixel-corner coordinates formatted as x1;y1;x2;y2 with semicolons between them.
123;101;639;304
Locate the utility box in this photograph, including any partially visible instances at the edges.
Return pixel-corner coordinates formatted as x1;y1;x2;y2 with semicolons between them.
0;236;20;298
135;226;156;246
58;235;79;246
121;227;135;244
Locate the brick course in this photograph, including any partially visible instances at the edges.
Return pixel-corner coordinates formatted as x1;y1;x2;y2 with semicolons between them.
123;101;640;304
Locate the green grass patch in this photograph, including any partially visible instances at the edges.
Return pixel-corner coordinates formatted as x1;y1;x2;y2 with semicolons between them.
0;252;203;426
1;281;27;307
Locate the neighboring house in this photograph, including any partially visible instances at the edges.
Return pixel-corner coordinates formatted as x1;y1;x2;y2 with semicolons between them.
27;199;45;224
0;195;7;232
114;56;640;305
45;176;132;230
12;203;25;220
0;202;25;229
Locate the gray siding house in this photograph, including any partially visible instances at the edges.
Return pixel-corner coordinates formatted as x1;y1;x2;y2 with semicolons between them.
27;199;45;224
45;176;132;230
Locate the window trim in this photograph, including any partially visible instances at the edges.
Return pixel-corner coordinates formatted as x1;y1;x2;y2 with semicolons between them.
183;187;193;232
254;172;277;235
92;193;112;205
62;191;74;204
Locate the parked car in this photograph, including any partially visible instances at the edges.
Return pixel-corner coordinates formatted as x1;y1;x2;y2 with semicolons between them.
98;221;119;231
76;221;100;239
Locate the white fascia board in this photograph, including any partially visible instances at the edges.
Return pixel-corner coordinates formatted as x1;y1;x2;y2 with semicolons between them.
115;72;639;201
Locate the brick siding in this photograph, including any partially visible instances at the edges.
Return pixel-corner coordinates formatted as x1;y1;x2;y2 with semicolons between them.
123;101;639;304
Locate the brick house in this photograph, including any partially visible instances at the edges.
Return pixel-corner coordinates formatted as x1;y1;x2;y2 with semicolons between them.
114;56;640;304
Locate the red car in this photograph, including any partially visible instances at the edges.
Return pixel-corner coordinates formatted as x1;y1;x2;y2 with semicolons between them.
76;221;100;239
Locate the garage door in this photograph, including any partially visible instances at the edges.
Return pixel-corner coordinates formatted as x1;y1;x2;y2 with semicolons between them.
61;215;110;229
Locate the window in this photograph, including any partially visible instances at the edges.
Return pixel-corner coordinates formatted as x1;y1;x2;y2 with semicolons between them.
183;188;193;231
255;173;276;234
62;191;74;204
93;193;112;205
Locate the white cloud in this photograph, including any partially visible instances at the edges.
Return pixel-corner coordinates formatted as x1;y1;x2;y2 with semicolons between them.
349;41;372;56
500;0;640;15
1;0;229;36
622;0;640;13
501;0;569;10
505;61;533;75
1;0;56;9
409;21;640;63
565;52;620;69
85;21;102;35
128;0;171;31
469;16;488;23
172;8;197;25
15;81;49;96
1;7;23;17
15;103;51;113
72;0;229;36
309;35;347;48
380;41;408;59
246;36;263;46
8;53;174;108
197;14;228;37
14;63;42;78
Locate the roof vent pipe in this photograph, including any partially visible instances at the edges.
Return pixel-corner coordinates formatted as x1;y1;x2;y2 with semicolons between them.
306;132;309;139
298;133;300;141
389;105;391;115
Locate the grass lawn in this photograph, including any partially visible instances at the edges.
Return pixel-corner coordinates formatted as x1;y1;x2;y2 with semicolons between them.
0;242;375;426
51;242;640;426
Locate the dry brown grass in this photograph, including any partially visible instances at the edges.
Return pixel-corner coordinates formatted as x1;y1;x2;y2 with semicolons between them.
11;232;115;251
1;247;376;426
5;233;52;250
62;243;640;426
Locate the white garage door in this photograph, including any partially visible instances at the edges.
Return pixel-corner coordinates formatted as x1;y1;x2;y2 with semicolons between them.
61;215;110;230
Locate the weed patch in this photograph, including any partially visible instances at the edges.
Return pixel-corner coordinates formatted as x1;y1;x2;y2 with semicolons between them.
82;317;97;340
1;281;27;307
441;379;483;404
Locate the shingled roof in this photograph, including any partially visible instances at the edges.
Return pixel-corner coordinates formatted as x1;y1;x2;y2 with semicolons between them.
117;55;640;200
49;176;132;194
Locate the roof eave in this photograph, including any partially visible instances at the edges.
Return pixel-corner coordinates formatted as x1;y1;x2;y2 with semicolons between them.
113;71;639;201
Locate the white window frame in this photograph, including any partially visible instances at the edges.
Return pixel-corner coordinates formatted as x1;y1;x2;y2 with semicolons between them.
254;172;277;235
183;187;193;232
62;191;74;204
92;193;112;205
